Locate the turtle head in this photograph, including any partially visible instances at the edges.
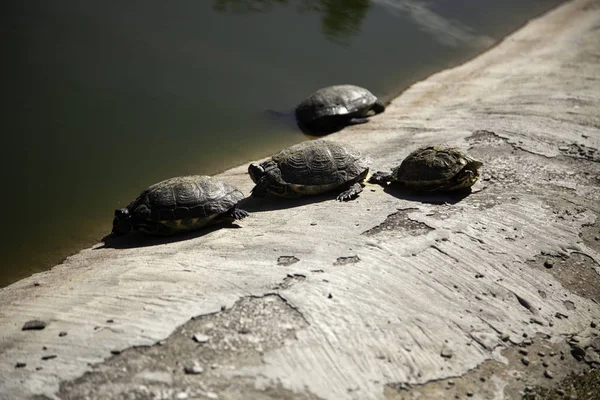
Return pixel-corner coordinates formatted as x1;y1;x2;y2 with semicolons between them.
248;163;265;184
248;160;285;198
111;208;132;236
453;160;483;190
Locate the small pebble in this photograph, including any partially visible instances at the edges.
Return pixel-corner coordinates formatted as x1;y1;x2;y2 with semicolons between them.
544;370;554;379
193;334;210;343
542;361;549;368
519;349;529;355
523;339;533;346
555;388;565;396
58;332;67;337
206;392;218;400
15;362;26;368
441;346;453;359
328;293;333;299
480;377;486;382
538;351;546;357
544;260;554;269
106;319;114;323
521;357;530;366
448;380;455;386
41;355;57;361
466;392;474;397
184;363;204;375
110;350;121;355
592;321;598;328
22;320;46;331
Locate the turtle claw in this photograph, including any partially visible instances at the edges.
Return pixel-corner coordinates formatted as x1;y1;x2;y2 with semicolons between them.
232;208;249;220
337;182;363;202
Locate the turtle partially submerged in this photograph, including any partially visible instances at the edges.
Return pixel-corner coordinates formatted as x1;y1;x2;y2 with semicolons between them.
295;85;385;135
248;139;371;201
111;175;248;236
369;145;483;192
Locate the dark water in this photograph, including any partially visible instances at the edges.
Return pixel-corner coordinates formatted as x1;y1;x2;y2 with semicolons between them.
0;0;562;287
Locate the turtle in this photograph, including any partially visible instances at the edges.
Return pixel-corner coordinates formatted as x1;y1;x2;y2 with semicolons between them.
248;139;371;201
369;145;483;192
295;85;386;135
110;175;248;236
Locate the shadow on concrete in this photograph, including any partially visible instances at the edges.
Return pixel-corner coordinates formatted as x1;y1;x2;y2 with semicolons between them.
379;183;474;205
97;224;242;249
239;191;354;213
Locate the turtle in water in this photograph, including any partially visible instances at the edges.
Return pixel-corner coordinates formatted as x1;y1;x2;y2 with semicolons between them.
248;139;371;201
369;145;483;192
111;175;248;236
295;85;385;135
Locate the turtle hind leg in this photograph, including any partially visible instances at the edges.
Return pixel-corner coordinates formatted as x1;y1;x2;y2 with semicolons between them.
368;171;393;185
337;182;363;202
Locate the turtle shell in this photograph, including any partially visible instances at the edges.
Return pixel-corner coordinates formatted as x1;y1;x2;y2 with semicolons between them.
126;175;244;234
271;139;370;191
394;145;481;186
295;85;380;122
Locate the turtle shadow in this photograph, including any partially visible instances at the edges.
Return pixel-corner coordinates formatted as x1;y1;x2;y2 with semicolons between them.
96;223;242;249
264;109;341;137
239;192;347;213
378;183;474;205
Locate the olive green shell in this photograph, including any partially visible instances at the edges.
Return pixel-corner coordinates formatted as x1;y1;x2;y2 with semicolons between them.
270;139;370;193
295;85;380;122
126;175;244;233
393;145;482;185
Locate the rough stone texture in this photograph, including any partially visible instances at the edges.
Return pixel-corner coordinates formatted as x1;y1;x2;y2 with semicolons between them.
2;0;600;399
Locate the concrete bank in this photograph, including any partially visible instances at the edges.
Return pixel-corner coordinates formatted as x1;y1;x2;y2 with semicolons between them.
2;0;600;399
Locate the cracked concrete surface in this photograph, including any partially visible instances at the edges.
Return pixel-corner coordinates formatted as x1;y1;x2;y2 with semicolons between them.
1;0;600;399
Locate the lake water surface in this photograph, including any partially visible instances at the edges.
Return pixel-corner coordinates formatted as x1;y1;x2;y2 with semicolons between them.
1;0;563;287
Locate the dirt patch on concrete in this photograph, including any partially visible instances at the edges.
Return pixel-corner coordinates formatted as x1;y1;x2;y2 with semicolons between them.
384;334;599;400
527;253;600;302
362;208;434;237
58;295;318;400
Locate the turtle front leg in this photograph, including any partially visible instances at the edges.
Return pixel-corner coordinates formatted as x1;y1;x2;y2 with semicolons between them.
220;206;249;224
347;117;370;126
337;182;363;202
231;207;249;220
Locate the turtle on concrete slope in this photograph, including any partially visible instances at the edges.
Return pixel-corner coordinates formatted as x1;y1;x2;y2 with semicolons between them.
369;145;483;192
295;85;386;135
248;139;371;201
111;175;248;236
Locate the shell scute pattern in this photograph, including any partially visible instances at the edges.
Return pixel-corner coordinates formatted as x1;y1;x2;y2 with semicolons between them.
248;140;371;201
276;141;368;186
396;146;469;183
296;85;377;121
112;175;248;236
